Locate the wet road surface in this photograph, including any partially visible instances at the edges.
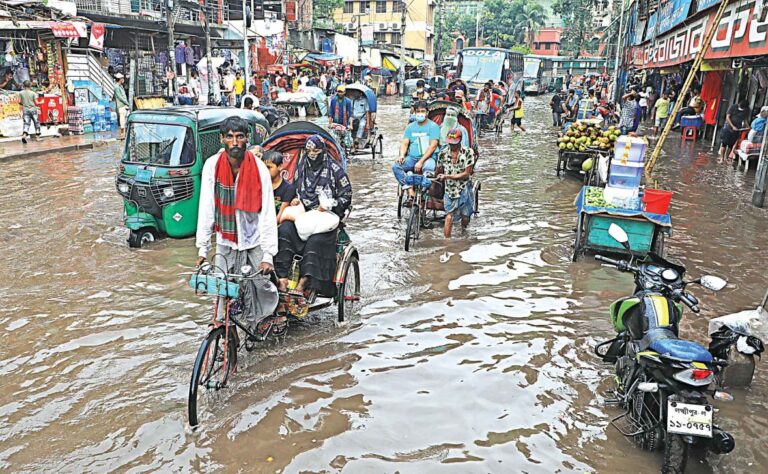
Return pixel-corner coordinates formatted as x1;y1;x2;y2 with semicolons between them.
1;96;767;473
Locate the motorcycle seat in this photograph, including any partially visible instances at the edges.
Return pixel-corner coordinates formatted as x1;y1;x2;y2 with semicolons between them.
649;338;713;363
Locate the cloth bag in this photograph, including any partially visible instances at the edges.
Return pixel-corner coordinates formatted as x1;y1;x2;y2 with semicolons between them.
294;210;339;241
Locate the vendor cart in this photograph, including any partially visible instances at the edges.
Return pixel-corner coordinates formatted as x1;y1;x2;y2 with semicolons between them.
557;149;593;180
572;186;671;262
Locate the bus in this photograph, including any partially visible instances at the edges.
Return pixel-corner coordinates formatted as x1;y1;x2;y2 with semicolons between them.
455;47;524;97
523;56;554;95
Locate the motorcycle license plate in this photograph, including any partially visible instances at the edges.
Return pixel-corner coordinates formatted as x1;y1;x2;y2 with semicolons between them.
667;401;713;438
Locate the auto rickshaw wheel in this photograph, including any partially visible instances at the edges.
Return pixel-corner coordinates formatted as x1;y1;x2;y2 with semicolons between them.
128;228;156;248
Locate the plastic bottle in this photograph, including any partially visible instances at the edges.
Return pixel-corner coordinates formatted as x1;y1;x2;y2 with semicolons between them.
287;255;303;290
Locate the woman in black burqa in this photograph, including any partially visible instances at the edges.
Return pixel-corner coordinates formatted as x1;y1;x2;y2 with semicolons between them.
275;135;352;296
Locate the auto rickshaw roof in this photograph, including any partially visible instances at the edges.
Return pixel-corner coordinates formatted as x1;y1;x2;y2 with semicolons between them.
129;106;268;130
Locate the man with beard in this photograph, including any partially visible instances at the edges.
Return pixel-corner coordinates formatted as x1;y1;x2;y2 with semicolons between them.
196;117;278;324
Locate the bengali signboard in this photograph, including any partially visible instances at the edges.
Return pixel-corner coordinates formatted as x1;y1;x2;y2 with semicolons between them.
697;0;720;13
644;0;694;41
641;0;768;68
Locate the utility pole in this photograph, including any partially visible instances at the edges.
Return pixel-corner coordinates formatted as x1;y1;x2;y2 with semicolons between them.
399;1;406;94
645;0;732;180
434;0;443;71
166;0;177;99
243;0;250;80
202;0;216;104
612;0;625;104
475;9;480;46
357;14;363;68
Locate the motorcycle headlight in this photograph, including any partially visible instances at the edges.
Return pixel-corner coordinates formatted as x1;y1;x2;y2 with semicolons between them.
118;183;129;194
163;187;175;198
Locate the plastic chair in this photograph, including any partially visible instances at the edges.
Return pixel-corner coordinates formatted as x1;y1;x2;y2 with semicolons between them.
681;115;703;144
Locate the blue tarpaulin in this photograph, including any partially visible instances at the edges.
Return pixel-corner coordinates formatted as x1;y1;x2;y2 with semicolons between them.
305;53;342;63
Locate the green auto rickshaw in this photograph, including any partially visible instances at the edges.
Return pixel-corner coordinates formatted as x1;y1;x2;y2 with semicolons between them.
115;106;271;248
402;78;423;109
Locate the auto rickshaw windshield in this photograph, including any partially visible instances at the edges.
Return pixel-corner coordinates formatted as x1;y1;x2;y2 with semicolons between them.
124;122;196;167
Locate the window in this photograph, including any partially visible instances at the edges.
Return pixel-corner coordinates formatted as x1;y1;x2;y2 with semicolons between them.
343;0;353;13
374;32;387;43
376;0;386;12
359;0;368;13
393;0;404;12
545;43;551;50
390;32;402;45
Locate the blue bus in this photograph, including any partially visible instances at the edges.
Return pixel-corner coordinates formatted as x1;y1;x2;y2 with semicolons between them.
523;56;554;95
456;47;524;97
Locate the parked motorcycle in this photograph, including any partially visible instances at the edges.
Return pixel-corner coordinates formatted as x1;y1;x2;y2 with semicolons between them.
594;224;734;473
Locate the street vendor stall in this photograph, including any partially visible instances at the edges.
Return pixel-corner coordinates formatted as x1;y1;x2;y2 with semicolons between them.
572;133;672;261
557;119;620;182
572;186;671;261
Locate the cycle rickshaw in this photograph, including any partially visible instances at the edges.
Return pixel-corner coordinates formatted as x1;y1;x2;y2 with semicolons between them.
330;83;383;160
186;121;360;427
396;100;481;251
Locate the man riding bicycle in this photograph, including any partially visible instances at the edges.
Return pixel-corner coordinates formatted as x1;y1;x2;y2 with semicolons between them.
195;117;278;324
392;100;440;202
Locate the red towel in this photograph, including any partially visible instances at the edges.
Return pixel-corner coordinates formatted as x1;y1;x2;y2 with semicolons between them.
213;149;262;243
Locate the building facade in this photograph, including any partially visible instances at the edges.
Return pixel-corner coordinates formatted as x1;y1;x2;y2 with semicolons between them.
333;0;435;59
532;27;562;56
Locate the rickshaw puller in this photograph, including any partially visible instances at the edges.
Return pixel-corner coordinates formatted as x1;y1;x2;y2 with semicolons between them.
195;117;278;323
436;128;475;238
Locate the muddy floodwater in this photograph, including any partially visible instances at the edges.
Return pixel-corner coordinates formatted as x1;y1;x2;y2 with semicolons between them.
1;96;767;473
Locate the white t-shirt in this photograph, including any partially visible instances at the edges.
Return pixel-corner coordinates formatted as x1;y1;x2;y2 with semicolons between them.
188;77;201;98
240;93;260;109
300;76;309;86
639;93;648;107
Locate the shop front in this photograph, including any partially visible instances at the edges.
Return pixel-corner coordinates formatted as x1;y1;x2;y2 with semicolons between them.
0;22;79;136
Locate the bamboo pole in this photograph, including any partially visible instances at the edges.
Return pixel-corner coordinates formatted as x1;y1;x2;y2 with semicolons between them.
644;0;732;180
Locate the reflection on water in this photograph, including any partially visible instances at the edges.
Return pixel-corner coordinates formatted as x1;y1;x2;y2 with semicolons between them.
0;97;767;473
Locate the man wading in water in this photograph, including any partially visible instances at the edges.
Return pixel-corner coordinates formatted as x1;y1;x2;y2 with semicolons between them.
436;128;476;237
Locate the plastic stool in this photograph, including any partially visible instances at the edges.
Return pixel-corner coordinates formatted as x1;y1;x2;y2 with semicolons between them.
681;126;698;144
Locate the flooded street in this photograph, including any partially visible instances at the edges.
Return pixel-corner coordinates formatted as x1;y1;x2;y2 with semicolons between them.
2;96;768;473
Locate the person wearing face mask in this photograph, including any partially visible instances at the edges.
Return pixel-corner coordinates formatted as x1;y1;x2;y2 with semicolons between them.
393;101;441;202
195;117;278;324
275;135;352;295
436;128;476;238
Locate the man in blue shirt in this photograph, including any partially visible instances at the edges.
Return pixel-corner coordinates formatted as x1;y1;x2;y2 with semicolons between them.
329;85;353;127
392;100;440;199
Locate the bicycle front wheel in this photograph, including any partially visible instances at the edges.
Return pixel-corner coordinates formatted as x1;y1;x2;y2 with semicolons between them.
188;325;238;427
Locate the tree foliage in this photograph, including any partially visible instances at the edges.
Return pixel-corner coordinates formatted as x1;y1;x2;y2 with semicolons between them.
482;0;547;48
437;0;547;57
552;0;599;58
314;0;343;20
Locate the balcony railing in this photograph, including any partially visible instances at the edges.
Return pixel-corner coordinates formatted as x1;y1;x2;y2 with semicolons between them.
74;0;227;25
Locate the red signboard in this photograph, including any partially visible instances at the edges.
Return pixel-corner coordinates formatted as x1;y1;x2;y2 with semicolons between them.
641;0;768;68
50;22;87;38
285;1;296;21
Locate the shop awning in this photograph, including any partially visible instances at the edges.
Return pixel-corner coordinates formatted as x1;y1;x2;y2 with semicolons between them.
305;52;342;63
382;55;401;71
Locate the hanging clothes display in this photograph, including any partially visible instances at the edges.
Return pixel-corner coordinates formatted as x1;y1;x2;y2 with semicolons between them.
185;44;195;66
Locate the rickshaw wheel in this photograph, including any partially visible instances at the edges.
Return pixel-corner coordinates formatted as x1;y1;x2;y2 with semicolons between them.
128;228;156;248
337;255;361;324
404;203;420;252
473;181;481;214
275;107;290;127
372;135;383;161
397;188;404;220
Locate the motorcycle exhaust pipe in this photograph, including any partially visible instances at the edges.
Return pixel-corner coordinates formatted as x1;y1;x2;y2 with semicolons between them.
707;428;735;454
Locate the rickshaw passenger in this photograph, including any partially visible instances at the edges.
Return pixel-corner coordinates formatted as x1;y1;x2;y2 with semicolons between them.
275;136;352;295
329;85;353;146
439;107;470;148
393;100;440;200
436;129;475;238
195;117;278;322
351;91;369;147
262;150;296;223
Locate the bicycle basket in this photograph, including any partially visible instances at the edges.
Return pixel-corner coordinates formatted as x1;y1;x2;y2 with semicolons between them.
189;274;240;298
